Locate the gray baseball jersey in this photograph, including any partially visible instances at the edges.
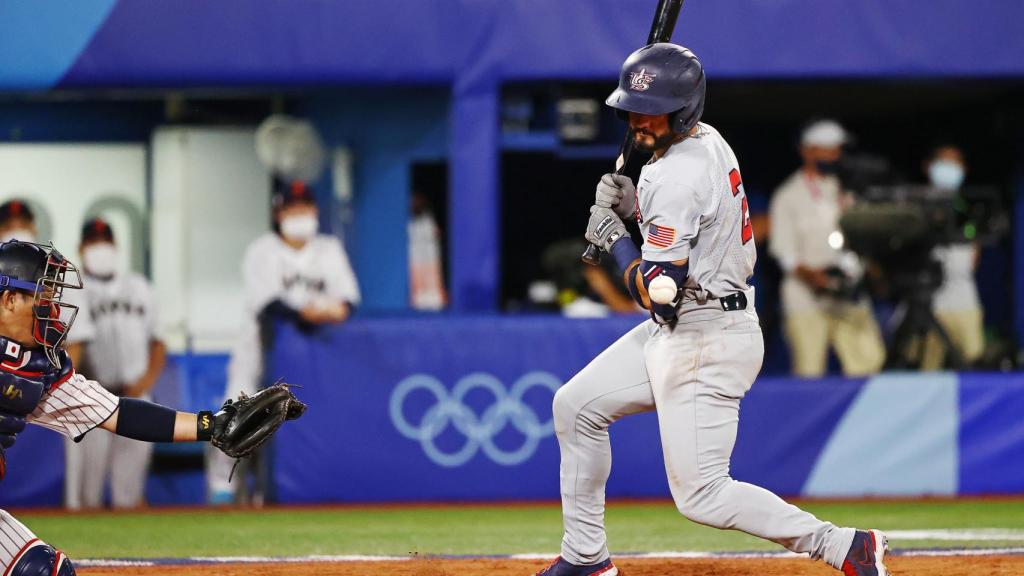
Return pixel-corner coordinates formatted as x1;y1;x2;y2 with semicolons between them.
635;123;755;299
551;123;859;573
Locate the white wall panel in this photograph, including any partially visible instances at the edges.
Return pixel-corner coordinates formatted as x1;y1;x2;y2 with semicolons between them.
151;127;270;353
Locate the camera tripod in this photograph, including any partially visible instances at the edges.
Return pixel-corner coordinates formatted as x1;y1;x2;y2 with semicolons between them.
885;264;964;370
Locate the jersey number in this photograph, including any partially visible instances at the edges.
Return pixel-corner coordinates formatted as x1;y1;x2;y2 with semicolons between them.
729;168;753;245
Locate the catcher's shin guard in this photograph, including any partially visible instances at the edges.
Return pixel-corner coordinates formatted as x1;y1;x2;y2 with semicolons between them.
8;539;75;576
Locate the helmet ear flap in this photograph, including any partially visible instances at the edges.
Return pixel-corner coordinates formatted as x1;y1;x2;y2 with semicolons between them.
669;109;685;134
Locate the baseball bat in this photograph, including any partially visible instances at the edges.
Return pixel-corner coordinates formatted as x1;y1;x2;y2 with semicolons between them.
582;0;684;265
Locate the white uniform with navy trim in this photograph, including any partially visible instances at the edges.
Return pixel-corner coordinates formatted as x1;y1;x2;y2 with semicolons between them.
1;371;119;569
211;232;360;494
65;272;160;510
225;232;360;403
553;123;857;570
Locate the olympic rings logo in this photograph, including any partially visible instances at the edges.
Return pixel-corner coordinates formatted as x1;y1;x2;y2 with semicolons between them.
389;372;562;467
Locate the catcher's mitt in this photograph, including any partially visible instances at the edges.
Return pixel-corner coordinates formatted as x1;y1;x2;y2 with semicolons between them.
207;383;306;459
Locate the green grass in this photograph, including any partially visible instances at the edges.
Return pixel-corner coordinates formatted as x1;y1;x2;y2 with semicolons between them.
16;499;1024;559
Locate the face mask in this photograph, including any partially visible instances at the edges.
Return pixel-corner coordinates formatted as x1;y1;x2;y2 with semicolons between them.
280;214;318;242
83;243;118;278
5;229;35;242
928;159;964;190
815;160;840;176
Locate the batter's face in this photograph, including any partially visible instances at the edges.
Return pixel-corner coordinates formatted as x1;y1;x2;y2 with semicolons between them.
628;112;677;153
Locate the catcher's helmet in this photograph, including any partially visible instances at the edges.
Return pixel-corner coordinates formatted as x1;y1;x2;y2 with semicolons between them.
605;43;706;134
0;241;82;369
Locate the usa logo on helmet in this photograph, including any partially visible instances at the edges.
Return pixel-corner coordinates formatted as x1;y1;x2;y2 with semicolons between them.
629;68;656;91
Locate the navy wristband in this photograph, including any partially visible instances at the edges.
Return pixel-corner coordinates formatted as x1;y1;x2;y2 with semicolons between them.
115;398;177;443
197;411;214;441
608;237;641;276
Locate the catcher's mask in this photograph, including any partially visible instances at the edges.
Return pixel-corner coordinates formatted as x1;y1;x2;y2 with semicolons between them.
0;241;82;369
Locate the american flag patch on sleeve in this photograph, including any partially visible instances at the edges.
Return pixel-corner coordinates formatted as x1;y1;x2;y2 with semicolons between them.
646;223;676;248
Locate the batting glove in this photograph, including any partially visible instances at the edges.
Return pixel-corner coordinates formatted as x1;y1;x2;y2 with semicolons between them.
595;173;637;220
585;205;628;252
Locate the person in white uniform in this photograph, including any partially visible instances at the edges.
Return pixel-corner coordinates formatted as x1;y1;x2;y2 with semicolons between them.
535;44;889;576
64;218;166;509
208;181;360;502
920;144;984;369
768;120;885;377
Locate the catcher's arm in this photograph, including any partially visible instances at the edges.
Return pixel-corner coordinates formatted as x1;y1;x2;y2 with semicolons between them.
100;406;205;442
100;383;305;452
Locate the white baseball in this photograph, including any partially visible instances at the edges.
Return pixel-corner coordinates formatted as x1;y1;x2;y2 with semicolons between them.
648;274;678;305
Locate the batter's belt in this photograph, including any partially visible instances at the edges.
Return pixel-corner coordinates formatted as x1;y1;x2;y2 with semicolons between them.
678;286;755;313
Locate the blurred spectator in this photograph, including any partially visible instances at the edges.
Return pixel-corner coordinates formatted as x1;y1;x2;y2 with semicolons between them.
208;180;360;504
768;120;885;377
409;190;447;310
0;200;36;242
920;144;984;369
65;218;165;509
0;199;94;368
537;238;638;318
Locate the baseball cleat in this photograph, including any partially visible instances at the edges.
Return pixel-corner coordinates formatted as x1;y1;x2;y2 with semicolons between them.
534;556;619;576
841;529;889;576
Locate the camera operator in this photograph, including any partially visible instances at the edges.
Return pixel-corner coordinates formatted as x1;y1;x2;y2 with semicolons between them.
917;144;984;369
769;120;885;377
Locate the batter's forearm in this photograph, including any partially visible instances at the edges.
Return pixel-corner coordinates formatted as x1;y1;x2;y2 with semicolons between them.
608;237;651;309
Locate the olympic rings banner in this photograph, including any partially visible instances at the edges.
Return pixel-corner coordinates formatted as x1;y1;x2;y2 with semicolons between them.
267;317;1024;504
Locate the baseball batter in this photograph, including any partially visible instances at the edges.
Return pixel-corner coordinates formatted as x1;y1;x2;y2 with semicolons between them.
0;240;303;575
536;44;888;576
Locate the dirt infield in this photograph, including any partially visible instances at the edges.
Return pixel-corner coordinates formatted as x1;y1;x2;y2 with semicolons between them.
77;555;1024;575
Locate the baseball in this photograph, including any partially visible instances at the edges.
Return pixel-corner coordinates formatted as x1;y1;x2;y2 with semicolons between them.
648;274;678;305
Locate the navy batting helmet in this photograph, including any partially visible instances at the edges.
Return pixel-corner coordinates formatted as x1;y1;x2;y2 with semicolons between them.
605;43;706;134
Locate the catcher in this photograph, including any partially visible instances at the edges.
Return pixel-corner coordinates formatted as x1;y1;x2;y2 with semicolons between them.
0;240;305;575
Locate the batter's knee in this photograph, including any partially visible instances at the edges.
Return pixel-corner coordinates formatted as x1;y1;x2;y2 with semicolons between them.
551;385;576;438
674;476;734;528
8;540;76;576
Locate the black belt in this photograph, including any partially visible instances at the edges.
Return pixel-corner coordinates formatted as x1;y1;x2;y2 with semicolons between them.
718;292;747;311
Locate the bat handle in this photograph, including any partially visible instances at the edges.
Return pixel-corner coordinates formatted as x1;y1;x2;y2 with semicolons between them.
581;242;602;265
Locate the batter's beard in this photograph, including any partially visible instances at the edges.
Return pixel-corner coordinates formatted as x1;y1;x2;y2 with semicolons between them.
632;130;678;153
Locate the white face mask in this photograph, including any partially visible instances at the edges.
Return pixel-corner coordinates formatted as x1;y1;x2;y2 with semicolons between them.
5;229;35;243
280;214;318;242
928;159;965;190
83;243;118;277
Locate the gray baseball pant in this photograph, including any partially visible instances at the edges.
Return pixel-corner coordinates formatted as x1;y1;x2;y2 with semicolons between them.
553;291;855;569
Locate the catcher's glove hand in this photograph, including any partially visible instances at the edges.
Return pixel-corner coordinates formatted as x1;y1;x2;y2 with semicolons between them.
201;383;306;460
